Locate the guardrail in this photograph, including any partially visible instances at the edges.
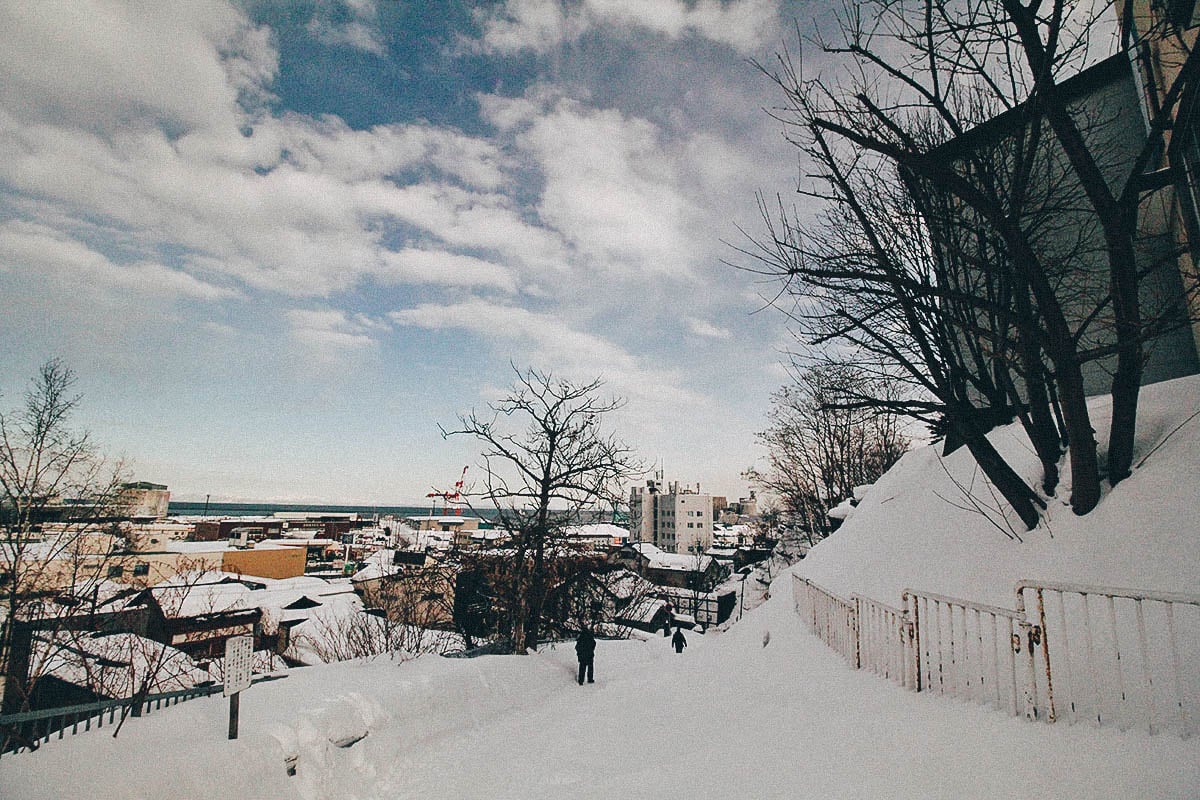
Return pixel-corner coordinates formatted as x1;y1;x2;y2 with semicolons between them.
792;574;1200;737
1016;581;1200;737
0;673;287;758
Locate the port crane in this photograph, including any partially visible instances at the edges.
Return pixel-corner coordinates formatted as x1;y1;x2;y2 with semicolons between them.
425;466;468;515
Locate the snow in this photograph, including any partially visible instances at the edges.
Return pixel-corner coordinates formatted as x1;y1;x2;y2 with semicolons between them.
800;374;1200;608
631;541;713;572
3;594;1196;799
2;377;1199;798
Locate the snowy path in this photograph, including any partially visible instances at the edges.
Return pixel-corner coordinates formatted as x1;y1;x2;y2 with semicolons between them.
3;585;1197;799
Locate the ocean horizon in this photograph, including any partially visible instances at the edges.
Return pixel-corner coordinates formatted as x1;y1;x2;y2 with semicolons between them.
167;501;482;519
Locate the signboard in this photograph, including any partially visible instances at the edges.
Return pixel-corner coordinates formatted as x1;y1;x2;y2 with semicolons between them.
223;635;253;697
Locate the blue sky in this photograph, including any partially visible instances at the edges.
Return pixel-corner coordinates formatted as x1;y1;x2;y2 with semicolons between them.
0;0;810;505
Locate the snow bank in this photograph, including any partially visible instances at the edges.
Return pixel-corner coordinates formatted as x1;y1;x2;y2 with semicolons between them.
799;375;1200;608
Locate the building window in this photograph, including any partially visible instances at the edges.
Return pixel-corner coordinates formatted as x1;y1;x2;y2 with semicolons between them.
107;565;124;579
133;563;150;577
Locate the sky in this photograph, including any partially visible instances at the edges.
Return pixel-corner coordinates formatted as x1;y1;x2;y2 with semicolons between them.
0;0;816;505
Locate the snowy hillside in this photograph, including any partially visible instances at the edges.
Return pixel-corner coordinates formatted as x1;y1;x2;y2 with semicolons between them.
2;377;1199;799
800;374;1200;608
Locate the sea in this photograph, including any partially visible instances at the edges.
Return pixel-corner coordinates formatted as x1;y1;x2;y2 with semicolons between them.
167;501;478;519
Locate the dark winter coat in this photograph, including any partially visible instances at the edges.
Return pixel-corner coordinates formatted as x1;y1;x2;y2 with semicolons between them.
575;629;596;663
671;629;687;652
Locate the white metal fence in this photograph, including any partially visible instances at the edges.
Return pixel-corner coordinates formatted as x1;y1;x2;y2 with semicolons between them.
792;574;1200;737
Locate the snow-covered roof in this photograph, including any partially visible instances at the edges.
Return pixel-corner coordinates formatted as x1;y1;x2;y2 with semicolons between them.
600;568;655;601
31;631;204;696
564;523;628;541
632;543;712;572
618;597;669;624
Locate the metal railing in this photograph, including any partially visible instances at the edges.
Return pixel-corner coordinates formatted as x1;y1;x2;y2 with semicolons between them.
793;575;858;666
0;673;287;758
906;589;1028;718
1016;581;1200;737
0;685;221;757
791;573;1200;737
856;594;912;689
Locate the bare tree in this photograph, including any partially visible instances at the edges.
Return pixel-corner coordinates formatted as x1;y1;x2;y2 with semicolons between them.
443;366;641;653
0;360;127;713
744;0;1199;523
746;364;910;544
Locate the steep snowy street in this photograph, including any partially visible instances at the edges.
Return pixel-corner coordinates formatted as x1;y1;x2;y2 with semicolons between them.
2;584;1196;800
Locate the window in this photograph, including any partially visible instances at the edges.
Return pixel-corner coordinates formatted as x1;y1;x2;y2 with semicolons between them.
107;565;124;579
133;563;149;577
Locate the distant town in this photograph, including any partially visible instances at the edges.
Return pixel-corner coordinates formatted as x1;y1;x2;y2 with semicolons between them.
0;477;781;719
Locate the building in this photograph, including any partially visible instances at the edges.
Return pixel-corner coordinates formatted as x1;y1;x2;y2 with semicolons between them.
1121;0;1200;357
193;517;284;543
628;480;713;554
931;51;1200;396
115;482;170;520
622;542;724;592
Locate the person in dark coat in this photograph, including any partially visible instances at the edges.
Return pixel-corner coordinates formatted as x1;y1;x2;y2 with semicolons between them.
575;627;596;684
671;627;687;653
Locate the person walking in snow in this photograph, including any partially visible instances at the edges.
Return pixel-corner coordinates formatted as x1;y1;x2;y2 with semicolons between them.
575;626;596;684
671;627;687;654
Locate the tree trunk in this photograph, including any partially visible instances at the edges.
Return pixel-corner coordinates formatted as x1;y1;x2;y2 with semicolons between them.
1106;233;1143;484
951;411;1043;531
1054;359;1103;514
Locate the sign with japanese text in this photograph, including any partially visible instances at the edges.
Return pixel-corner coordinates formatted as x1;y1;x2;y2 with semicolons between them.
223;635;253;697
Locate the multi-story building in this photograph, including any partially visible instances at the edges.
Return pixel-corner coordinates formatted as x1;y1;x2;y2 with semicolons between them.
628;480;713;555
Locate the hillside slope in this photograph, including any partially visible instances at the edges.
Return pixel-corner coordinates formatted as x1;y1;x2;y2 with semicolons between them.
799;374;1200;608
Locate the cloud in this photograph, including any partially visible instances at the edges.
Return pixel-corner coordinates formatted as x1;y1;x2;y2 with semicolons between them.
480;93;703;278
475;0;780;57
0;1;274;135
286;308;382;362
0;220;236;302
389;298;705;408
307;0;388;56
377;249;518;293
686;318;733;339
0;2;558;300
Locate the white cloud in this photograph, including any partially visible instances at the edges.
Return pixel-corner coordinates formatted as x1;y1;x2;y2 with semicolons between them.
480;93;702;278
286;308;382;361
476;0;780;56
0;220;236;302
0;2;554;300
307;0;388;56
0;1;274;135
389;298;705;409
686;318;733;339
376;249;518;293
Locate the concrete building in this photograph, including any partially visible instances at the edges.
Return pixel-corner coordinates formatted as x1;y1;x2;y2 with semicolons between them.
931;51;1200;396
628;480;713;555
115;482;170;520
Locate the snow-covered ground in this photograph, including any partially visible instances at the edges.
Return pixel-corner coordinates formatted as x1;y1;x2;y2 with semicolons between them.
2;592;1196;799
3;376;1199;798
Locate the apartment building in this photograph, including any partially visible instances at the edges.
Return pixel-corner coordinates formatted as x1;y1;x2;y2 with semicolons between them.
628;479;713;555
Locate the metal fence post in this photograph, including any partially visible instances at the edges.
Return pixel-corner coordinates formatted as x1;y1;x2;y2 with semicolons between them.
1015;588;1040;721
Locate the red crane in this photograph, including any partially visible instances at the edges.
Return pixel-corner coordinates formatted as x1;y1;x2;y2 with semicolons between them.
425;466;468;515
